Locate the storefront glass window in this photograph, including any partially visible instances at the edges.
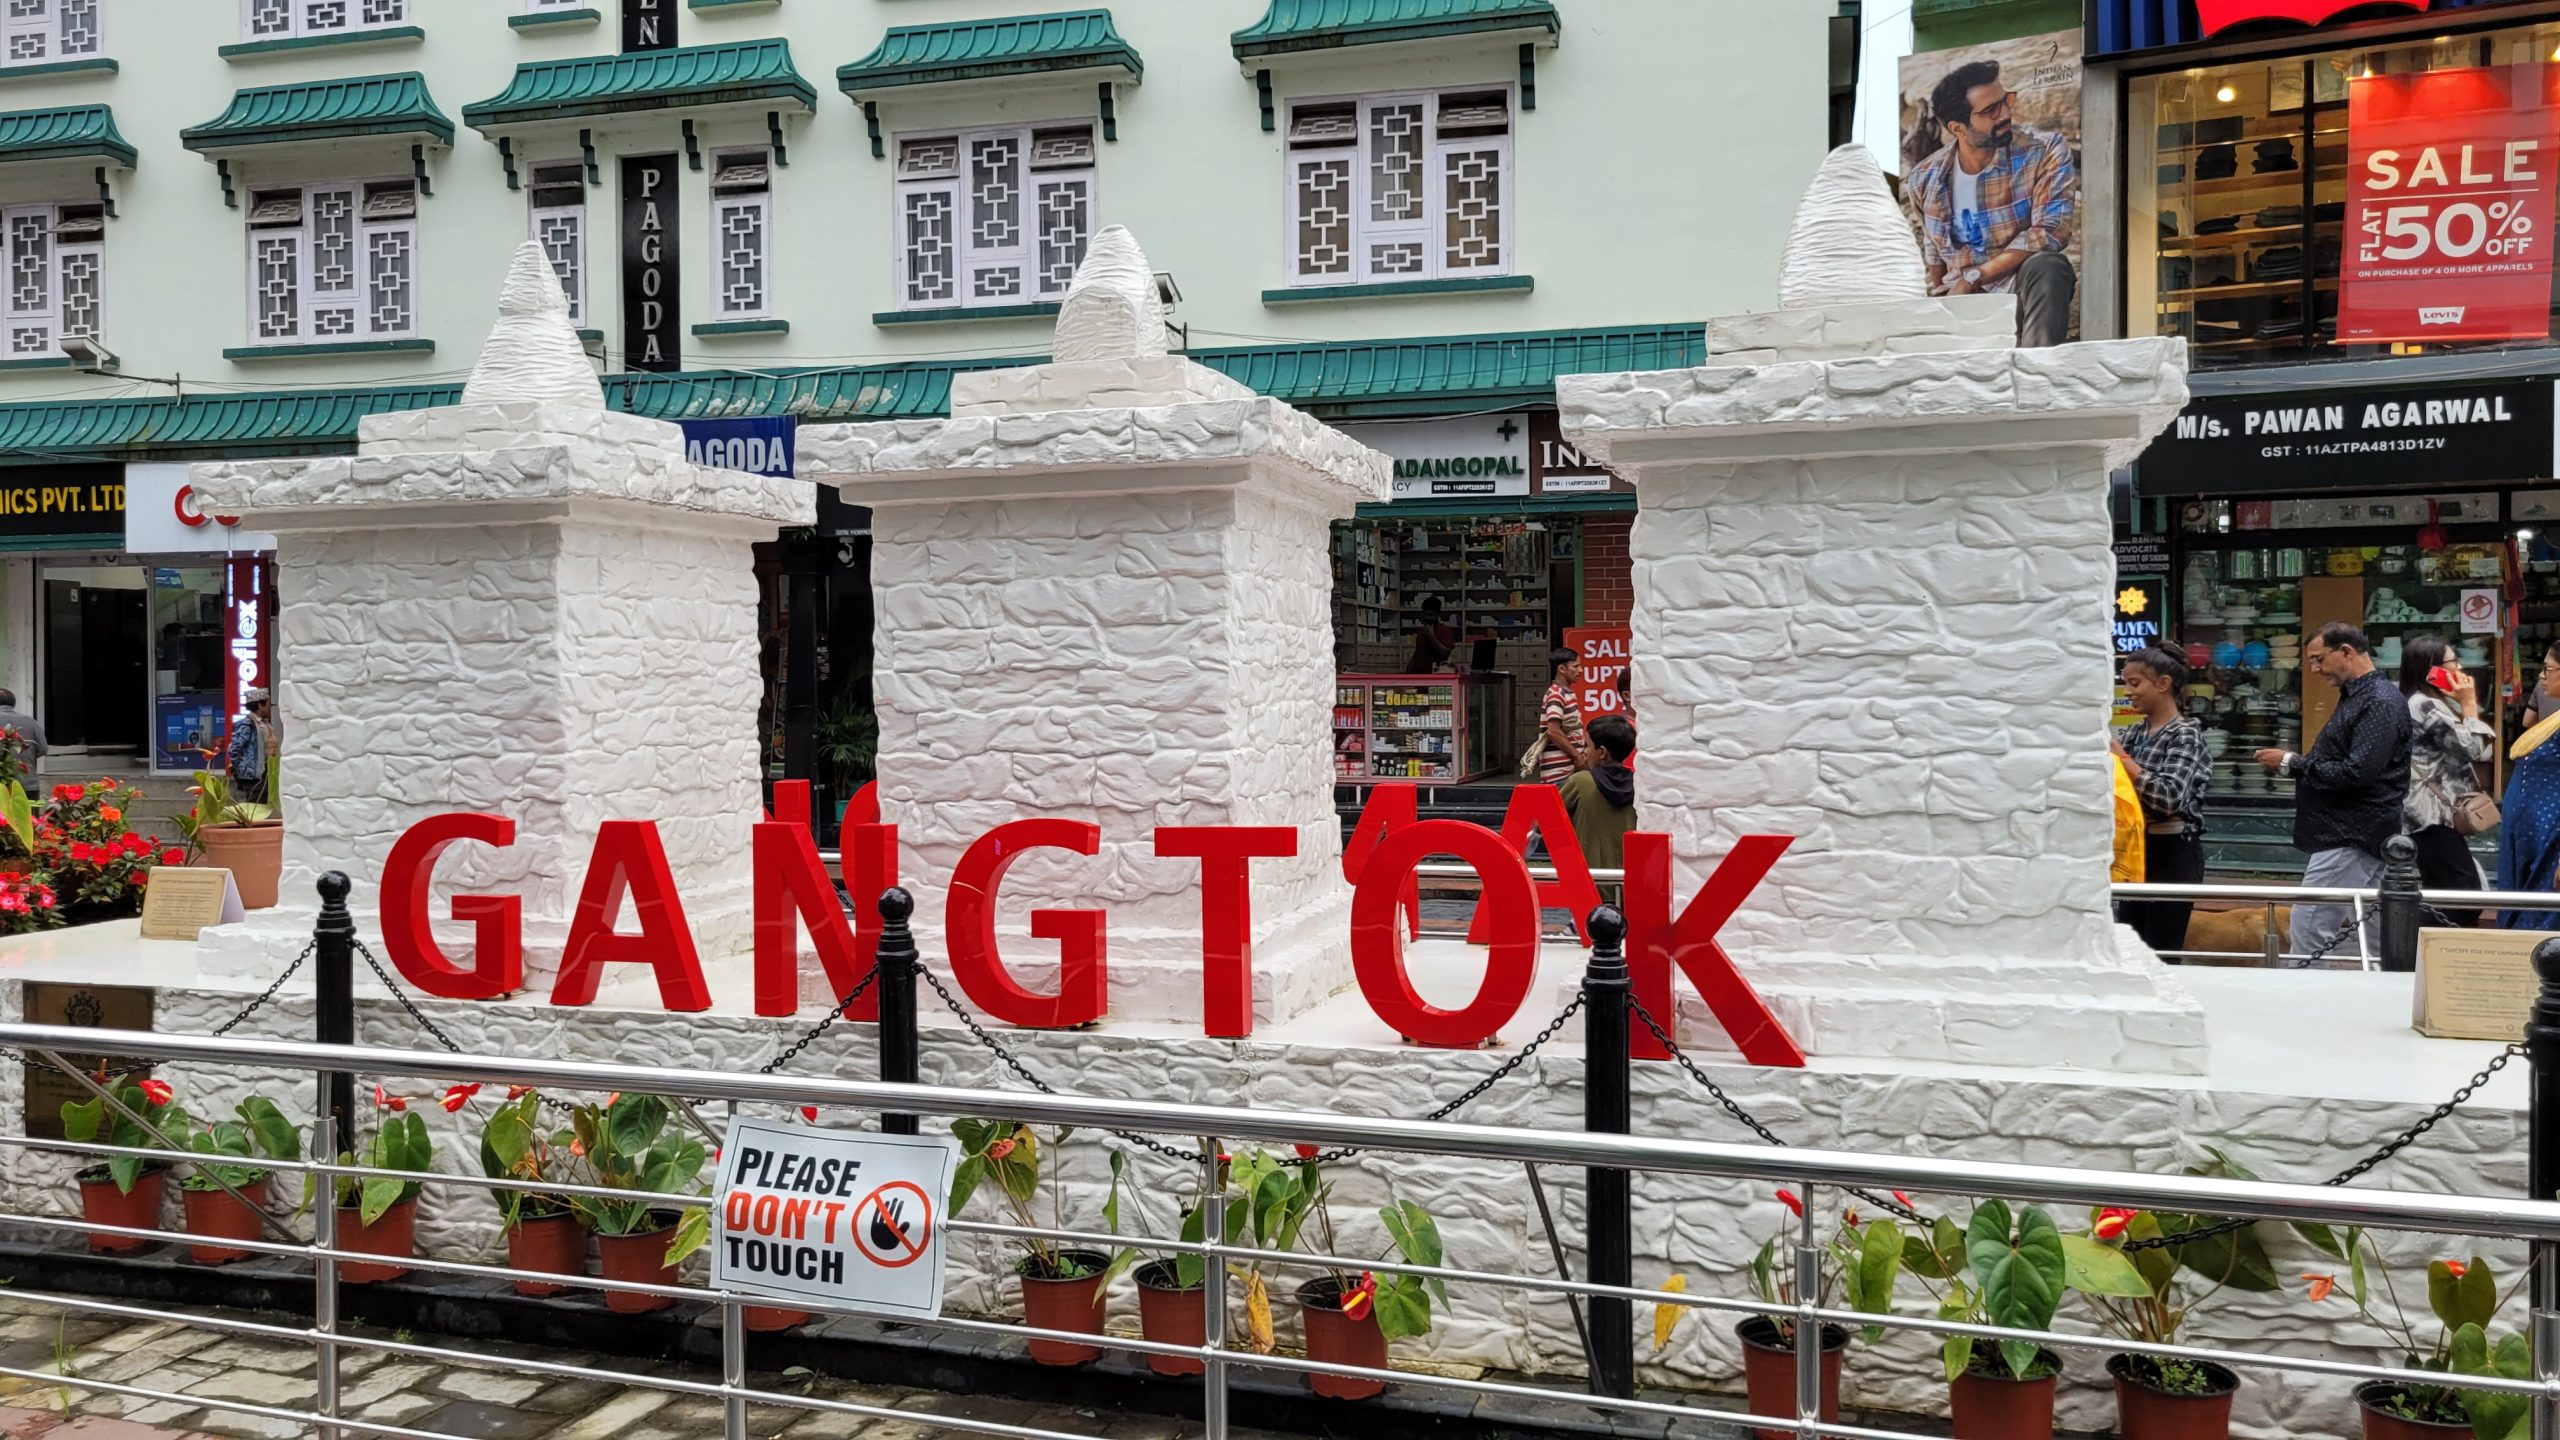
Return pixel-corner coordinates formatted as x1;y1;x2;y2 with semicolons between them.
146;566;226;773
2128;22;2560;367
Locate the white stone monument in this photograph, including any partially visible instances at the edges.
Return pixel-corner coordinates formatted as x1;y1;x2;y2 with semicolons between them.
798;227;1389;1028
187;242;810;994
1559;147;2209;1074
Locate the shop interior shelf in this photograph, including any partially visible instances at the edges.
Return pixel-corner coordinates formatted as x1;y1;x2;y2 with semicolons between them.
2158;220;2342;251
2159;278;2340;301
2151;124;2345;155
2175;166;2344;199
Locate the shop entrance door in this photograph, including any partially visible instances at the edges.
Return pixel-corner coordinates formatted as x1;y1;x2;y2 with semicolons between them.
42;567;146;753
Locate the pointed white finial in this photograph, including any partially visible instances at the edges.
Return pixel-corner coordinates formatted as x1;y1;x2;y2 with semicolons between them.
462;240;605;408
1052;225;1168;364
1776;145;1929;310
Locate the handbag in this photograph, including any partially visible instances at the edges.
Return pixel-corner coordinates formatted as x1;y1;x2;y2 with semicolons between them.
2453;789;2501;836
1517;732;1547;781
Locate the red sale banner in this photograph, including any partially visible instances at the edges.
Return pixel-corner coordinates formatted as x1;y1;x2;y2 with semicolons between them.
2341;64;2560;344
1564;626;1630;729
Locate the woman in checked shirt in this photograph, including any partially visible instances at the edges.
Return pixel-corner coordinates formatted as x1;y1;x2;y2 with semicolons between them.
2112;646;2211;959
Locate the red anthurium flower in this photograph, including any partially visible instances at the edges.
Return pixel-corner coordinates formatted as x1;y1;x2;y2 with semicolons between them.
2306;1274;2337;1303
160;848;185;866
1892;1190;1912;1208
1844;1209;1861;1229
440;1084;481;1113
2093;1207;2137;1240
137;1079;174;1107
506;1085;529;1101
1341;1272;1378;1321
1775;1189;1804;1218
373;1084;407;1113
799;1106;819;1123
569;1137;586;1158
607;1092;620;1106
986;1137;1017;1160
1295;1144;1321;1160
2444;1260;2469;1278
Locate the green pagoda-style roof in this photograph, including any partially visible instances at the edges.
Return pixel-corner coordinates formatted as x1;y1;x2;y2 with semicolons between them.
464;39;814;130
181;73;453;153
0;325;1700;463
1231;0;1560;59
837;9;1141;96
0;104;135;168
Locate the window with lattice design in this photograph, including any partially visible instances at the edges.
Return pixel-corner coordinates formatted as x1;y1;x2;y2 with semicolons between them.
893;121;1095;311
2;201;102;359
240;0;404;41
3;0;102;65
528;161;586;327
709;148;771;321
243;180;417;344
1286;88;1512;287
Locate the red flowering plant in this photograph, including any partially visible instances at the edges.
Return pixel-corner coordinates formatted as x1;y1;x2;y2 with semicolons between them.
62;1077;196;1193
948;1119;1128;1285
0;872;63;935
1658;1188;1905;1361
34;779;171;917
0;727;31;791
1219;1149;1449;1351
2303;1233;2528;1435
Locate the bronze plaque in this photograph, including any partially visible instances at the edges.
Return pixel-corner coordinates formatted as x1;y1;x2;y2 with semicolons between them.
22;982;152;1142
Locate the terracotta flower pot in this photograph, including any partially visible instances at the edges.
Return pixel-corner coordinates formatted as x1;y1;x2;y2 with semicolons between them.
597;1222;684;1314
505;1210;586;1297
337;1198;417;1284
194;820;284;911
1949;1350;2060;1440
1736;1318;1846;1440
2357;1381;2476;1439
1134;1261;1206;1377
2111;1353;2239;1440
180;1177;269;1265
1295;1276;1389;1400
1017;1249;1111;1366
76;1167;167;1253
744;1305;811;1332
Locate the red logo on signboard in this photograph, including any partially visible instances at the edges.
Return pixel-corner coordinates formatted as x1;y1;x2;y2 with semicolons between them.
2340;65;2560;345
2195;0;2429;36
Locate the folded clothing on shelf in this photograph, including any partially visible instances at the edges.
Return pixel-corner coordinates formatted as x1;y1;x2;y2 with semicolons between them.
2161;210;2182;238
2314;200;2345;223
2160;162;2188;185
2158;121;2196;147
2198;116;2245;143
2196;144;2239;179
2254;245;2304;280
2159;256;2192;290
2254;204;2303;228
2196;214;2243;235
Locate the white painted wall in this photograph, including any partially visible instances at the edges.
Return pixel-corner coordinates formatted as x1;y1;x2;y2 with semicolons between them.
0;0;1832;402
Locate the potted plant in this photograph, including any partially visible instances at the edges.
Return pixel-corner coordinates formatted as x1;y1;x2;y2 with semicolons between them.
59;1078;189;1252
0;780;36;875
178;1095;300;1265
1226;1149;1447;1401
951;1119;1122;1366
335;1100;433;1283
566;1092;710;1315
1900;1199;2137;1440
0;871;64;935
178;770;281;910
1660;1189;1901;1440
1104;1149;1245;1377
480;1088;585;1296
2307;1235;2528;1439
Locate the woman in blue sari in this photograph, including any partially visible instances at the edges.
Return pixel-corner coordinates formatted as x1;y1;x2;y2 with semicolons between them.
2499;645;2560;929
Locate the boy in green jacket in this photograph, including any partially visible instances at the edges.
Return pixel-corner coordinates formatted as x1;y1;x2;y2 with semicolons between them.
1558;715;1636;869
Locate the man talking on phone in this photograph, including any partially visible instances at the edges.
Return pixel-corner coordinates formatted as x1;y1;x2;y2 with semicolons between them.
2256;623;2410;962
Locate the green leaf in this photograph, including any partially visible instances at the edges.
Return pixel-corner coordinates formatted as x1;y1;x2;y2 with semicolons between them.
359;1175;404;1226
237;1097;298;1162
606;1094;667;1162
948;1156;984;1218
664;1207;711;1267
1750;1237;1778;1306
2062;1234;2153;1298
1374;1277;1431;1340
1972;1206;2066;1340
2457;1258;2498;1332
2293;1220;2349;1262
1853;1219;1904;1317
107;1152;142;1195
486;1106;533;1177
1942;1334;1973;1382
2432;1260;2482;1331
2449;1323;2489;1377
2169;1216;2281;1292
60;1098;102;1144
951;1118;994;1155
2352;1240;2369;1312
1103;1152;1126;1238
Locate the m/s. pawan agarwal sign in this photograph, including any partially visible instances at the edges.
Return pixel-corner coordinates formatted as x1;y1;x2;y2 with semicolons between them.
377;783;1807;1067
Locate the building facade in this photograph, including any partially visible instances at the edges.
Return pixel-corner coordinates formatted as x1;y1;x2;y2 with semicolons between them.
0;0;1841;818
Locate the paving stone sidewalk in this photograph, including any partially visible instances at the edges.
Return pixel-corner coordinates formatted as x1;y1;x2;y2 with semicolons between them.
0;1296;1239;1439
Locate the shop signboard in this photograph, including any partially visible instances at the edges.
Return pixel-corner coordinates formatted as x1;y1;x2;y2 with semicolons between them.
621;155;682;373
0;465;122;539
2135;379;2554;495
2113;535;2171;576
710;1120;958;1319
622;0;673;51
1563;626;1630;727
122;463;273;556
1347;416;1532;500
2340;64;2560;344
225;556;266;731
680;417;796;478
154;693;224;772
1529;413;1627;495
2113;575;2169;657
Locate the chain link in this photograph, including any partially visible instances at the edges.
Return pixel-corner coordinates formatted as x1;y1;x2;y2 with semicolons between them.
914;958;1583;1167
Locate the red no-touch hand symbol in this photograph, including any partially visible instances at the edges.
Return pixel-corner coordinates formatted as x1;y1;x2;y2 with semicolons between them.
2465;593;2496;622
852;1181;932;1269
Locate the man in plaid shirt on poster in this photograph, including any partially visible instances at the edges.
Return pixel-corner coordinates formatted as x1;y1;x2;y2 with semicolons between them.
1904;58;2077;347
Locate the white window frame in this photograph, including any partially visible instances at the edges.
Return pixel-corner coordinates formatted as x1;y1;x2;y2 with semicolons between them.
1283;86;1515;288
241;178;419;346
1;200;103;361
521;0;584;11
708;147;772;322
2;0;104;65
527;160;587;327
890;119;1098;312
238;0;407;43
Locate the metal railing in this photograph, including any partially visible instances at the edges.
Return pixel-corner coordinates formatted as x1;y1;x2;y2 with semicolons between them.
5;1017;2560;1440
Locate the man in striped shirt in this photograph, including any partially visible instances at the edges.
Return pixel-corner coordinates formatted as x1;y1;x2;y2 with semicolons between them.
1903;58;2078;347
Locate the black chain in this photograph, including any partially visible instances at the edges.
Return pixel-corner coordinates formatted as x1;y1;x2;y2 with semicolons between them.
2;939;313;1080
914;958;1583;1167
756;967;877;1077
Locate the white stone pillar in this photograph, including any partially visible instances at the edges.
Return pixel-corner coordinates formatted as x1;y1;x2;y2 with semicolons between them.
188;244;809;994
799;228;1387;1028
1559;148;2209;1074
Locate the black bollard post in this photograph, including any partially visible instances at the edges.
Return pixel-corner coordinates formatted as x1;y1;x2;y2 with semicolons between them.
1582;902;1633;1400
2378;834;2422;973
2528;940;2560;1439
877;887;920;1136
313;872;357;1157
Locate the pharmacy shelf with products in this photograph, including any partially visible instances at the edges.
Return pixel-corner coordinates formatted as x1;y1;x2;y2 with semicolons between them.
1331;524;1404;672
1332;674;1506;785
2175;491;2510;802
